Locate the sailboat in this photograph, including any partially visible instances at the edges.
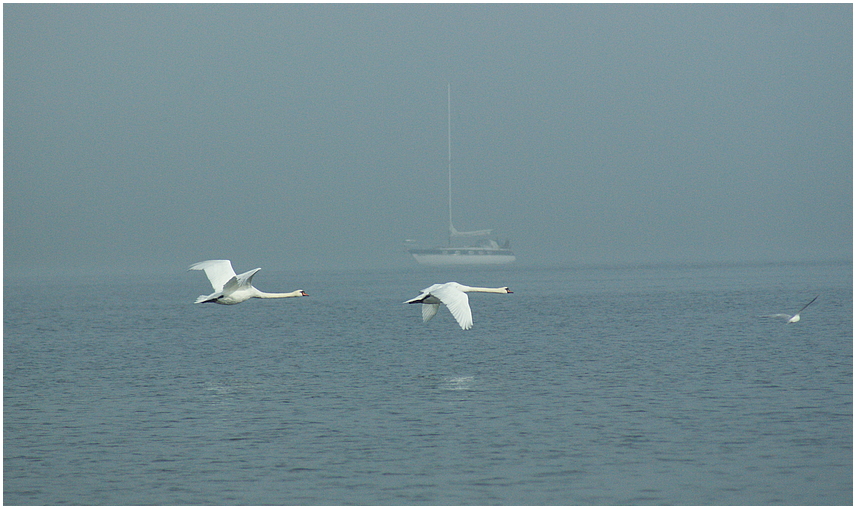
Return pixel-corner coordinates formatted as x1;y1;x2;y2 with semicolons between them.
408;85;516;266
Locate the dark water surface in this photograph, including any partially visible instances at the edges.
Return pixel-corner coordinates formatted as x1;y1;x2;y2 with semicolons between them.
4;262;852;504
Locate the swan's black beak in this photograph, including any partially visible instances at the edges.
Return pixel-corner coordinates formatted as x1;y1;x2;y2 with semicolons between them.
506;288;513;293
300;290;309;296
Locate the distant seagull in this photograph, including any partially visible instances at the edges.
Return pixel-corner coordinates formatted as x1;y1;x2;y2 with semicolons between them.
405;282;512;330
189;259;307;305
763;295;819;323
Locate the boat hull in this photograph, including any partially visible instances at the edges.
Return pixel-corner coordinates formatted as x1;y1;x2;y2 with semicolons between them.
409;248;516;266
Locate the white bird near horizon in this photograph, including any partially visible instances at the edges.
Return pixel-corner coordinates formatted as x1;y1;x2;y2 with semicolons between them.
763;295;819;323
405;282;513;330
189;260;308;305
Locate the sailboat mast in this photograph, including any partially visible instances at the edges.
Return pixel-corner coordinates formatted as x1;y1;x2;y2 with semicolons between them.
447;83;453;246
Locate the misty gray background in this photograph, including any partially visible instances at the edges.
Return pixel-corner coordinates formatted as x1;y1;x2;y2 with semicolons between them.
4;4;852;278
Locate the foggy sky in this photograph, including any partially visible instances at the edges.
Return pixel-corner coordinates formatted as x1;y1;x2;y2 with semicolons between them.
4;4;852;278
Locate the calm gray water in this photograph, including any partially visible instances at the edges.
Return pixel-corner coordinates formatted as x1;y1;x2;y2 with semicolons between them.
4;262;852;504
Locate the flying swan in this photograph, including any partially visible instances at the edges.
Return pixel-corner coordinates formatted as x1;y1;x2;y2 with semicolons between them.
405;282;512;330
763;295;819;323
189;259;308;305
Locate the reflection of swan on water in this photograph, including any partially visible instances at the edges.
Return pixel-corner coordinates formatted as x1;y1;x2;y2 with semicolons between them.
762;295;819;323
405;282;512;330
189;259;308;305
440;376;475;391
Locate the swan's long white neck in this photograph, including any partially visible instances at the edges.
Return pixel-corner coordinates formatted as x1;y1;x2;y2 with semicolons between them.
459;285;509;294
256;290;306;298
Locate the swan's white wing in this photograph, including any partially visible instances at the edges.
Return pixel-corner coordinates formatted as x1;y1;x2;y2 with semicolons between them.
234;268;261;289
404;291;430;304
764;314;793;319
189;260;237;292
431;284;473;330
405;284;446;305
404;288;442;322
422;303;441;322
219;268;261;296
195;291;222;304
220;276;240;295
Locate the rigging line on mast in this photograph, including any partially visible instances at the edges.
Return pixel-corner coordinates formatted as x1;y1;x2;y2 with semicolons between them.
447;82;453;246
446;84;493;242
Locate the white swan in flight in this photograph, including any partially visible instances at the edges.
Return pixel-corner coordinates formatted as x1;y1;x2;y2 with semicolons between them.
189;259;307;305
763;295;819;323
405;282;512;330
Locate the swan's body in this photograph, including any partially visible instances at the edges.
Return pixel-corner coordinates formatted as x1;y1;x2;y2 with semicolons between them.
405;282;512;330
189;260;307;305
764;295;819;323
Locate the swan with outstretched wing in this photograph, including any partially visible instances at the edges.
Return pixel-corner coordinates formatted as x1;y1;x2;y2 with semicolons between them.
405;282;512;330
189;260;307;305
